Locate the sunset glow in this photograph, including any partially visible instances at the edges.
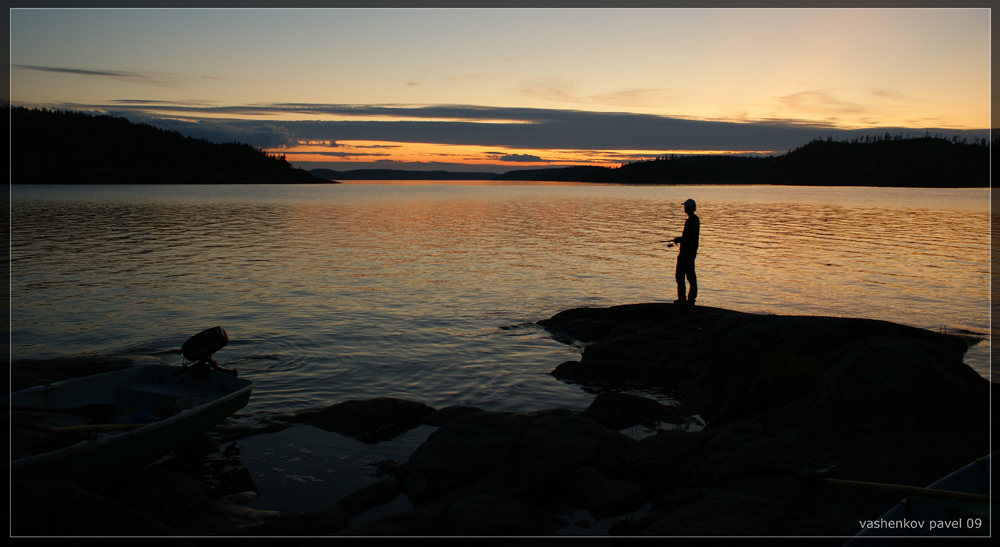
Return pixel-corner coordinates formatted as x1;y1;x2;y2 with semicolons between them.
279;140;782;169
9;8;991;172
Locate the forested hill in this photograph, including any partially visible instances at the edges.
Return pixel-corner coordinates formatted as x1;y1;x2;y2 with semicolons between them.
495;135;992;188
11;107;327;184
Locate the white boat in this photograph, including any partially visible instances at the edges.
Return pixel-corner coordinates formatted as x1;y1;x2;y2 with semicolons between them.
10;363;254;487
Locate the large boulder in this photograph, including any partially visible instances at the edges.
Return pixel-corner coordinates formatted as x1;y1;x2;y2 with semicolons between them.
407;411;525;499
537;304;989;536
11;480;181;536
335;477;402;516
335;495;567;536
406;408;639;509
308;397;436;442
583;392;683;430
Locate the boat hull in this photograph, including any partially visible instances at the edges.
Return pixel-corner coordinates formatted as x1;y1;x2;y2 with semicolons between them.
10;364;254;487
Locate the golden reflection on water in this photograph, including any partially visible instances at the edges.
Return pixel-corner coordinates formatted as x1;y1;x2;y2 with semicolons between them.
9;184;992;416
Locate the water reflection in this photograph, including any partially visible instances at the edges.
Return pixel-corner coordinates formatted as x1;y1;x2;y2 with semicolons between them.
10;184;991;421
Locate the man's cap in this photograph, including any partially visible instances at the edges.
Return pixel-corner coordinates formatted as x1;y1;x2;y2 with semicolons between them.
683;199;696;209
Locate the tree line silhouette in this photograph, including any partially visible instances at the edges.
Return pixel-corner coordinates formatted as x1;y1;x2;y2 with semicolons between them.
12;106;990;187
495;133;991;188
11;107;324;184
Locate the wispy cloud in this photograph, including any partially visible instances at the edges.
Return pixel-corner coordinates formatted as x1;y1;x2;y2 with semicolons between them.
510;78;584;104
34;100;990;155
775;89;867;117
588;88;680;108
12;64;184;87
871;88;916;102
512;79;680;108
496;153;548;163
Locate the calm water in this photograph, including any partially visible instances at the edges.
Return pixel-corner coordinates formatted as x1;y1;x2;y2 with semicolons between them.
10;183;993;429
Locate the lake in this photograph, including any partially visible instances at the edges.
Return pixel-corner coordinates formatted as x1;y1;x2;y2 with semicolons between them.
10;183;992;414
10;182;991;522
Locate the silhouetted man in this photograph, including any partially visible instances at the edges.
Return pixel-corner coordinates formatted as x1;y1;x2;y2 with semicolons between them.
672;198;699;306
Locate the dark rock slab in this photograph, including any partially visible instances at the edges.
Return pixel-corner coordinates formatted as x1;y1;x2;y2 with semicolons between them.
538;303;990;536
405;407;639;511
421;404;486;426
336;495;567;536
568;465;647;519
335;477;402;516
511;412;637;494
583;392;683;430
308;397;436;443
540;303;984;422
335;504;449;536
407;410;525;499
233;505;352;536
11;480;181;536
444;494;567;535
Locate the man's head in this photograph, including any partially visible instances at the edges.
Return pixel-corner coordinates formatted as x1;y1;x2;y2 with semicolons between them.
683;199;696;214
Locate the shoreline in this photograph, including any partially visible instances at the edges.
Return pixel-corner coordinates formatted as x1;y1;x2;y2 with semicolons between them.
10;303;992;536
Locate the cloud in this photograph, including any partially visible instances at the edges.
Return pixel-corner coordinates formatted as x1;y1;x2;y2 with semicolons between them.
300;150;393;159
45;101;990;154
351;143;402;149
499;153;546;162
510;78;584;104
871;88;916;102
12;64;184;87
775;89;867;117
512;80;680;108
171;121;297;149
588;88;680;108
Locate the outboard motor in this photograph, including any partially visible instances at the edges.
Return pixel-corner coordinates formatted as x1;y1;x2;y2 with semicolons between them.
182;326;229;362
180;327;238;378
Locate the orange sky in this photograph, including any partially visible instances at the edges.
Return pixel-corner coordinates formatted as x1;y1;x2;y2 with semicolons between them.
9;8;992;171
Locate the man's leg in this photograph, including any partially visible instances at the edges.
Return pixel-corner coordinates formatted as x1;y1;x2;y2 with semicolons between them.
687;258;697;304
675;256;686;303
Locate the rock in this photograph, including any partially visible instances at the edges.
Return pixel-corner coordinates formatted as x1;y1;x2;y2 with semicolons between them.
234;505;352;536
308;397;436;442
157;491;282;536
176;432;222;456
511;412;637;495
97;469;210;512
421;405;486;426
537;303;989;537
445;495;567;535
568;465;647;519
209;418;294;443
583;392;683;430
622;479;812;536
408;411;524;498
335;504;449;536
335;495;568;536
407;409;638;503
11;480;181;536
336;477;402;516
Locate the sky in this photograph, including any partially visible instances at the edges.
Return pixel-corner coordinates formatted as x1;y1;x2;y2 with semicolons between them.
8;6;993;173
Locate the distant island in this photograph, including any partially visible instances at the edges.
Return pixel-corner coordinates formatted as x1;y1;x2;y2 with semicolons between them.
310;134;991;188
11;107;328;184
486;135;991;188
10;106;991;187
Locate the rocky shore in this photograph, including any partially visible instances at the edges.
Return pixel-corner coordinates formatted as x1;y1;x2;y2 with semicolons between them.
10;303;992;536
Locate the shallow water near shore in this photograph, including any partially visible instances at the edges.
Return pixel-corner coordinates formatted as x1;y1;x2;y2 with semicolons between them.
10;182;991;527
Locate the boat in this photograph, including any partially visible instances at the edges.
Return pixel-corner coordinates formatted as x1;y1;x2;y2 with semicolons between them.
842;452;993;540
9;363;254;487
